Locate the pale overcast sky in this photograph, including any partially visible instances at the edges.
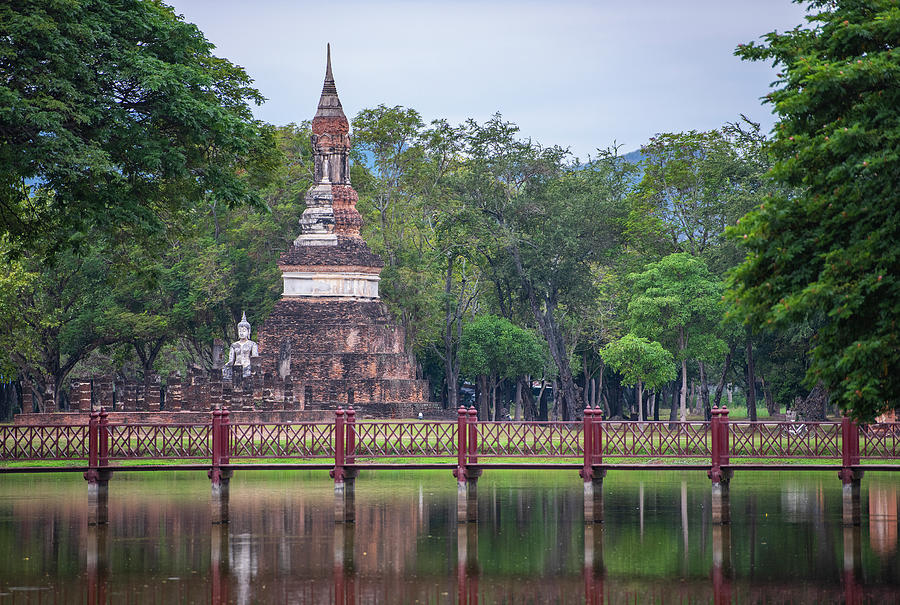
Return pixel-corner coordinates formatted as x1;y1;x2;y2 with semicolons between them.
169;0;810;160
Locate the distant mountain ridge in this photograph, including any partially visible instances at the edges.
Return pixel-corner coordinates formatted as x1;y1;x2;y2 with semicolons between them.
621;149;644;164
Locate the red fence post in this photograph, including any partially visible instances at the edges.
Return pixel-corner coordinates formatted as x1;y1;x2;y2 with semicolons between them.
84;410;101;485
208;408;231;524
708;405;731;524
221;408;230;465
708;406;725;484
467;407;478;465
85;408;111;525
593;408;603;467
346;407;356;466
581;408;593;482
211;409;222;470
464;406;481;523
840;414;862;485
332;408;346;484
840;414;863;525
88;410;99;472
98;409;109;469
331;408;356;523
454;407;468;485
720;406;730;468
582;408;605;523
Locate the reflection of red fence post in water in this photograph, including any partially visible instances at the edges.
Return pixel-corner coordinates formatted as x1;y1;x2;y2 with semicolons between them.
210;523;230;605
583;522;605;605
711;524;732;605
842;524;863;605
86;525;108;605
457;524;479;605
333;522;356;605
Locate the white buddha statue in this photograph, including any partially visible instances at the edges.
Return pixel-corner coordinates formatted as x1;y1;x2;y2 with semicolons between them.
222;312;258;379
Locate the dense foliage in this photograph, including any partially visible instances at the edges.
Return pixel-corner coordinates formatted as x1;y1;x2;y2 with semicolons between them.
0;0;275;250
4;0;894;422
731;0;900;420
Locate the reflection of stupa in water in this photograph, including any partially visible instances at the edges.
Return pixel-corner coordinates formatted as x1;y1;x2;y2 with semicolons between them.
256;45;438;418
869;483;898;556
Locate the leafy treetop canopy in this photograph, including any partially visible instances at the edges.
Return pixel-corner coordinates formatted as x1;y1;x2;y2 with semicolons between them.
600;334;676;391
0;0;275;250
730;0;900;420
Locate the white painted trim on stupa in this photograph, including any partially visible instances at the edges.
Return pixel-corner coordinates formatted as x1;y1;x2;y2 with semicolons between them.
294;233;338;246
282;271;380;299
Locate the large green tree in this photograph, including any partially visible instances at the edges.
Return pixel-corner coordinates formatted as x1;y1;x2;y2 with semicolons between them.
0;0;274;249
600;334;676;421
459;314;546;420
457;116;629;420
629;253;727;421
731;0;900;420
0;235;117;410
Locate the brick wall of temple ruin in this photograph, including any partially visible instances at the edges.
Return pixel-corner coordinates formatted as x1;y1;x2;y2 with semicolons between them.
61;368;440;419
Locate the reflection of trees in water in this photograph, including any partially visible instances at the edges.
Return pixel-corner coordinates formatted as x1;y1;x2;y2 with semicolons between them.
1;473;900;601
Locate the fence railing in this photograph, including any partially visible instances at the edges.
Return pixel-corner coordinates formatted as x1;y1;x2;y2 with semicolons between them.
2;407;897;479
0;423;89;460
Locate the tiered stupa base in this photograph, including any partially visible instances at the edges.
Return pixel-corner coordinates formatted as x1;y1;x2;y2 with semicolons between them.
258;299;440;416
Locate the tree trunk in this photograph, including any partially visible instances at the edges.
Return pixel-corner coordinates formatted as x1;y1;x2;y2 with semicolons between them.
650;391;657;421
491;374;498;421
759;370;777;416
597;363;605;408
509;245;581;419
637;379;644;422
442;255;459;409
477;375;489;420
522;376;538;421
550;378;560;421
746;333;758;422
669;376;680;427
713;345;735;409
699;361;711;421
678;327;687;422
538;379;549;421
514;379;523;421
689;378;697;414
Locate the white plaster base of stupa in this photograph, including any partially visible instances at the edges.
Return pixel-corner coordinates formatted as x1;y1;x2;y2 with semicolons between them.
282;271;380;299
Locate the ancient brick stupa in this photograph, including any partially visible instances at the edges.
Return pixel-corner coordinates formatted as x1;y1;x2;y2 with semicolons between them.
256;45;435;417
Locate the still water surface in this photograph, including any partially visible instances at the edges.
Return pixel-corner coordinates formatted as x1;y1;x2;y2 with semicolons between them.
0;470;898;603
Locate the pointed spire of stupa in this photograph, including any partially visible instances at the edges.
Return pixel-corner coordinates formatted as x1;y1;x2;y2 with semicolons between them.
323;43;337;95
315;43;344;118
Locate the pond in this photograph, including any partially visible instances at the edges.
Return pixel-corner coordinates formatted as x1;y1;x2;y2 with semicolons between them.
0;470;898;603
